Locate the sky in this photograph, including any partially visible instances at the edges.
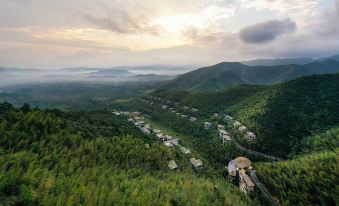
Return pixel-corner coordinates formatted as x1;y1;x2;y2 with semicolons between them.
0;0;338;69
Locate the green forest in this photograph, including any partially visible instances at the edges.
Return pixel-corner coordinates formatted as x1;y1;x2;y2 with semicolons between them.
0;73;338;206
120;73;339;206
256;150;338;205
0;102;254;206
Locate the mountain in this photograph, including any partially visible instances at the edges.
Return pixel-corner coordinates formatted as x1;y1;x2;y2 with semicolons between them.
320;53;339;61
0;67;40;72
241;53;339;66
242;57;315;66
162;60;339;91
89;69;134;77
130;74;176;82
61;67;108;72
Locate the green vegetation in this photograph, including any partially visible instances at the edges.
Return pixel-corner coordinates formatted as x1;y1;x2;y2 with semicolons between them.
0;81;159;111
293;127;339;156
124;74;339;206
1;72;338;206
256;150;339;206
162;60;339;91
0;102;254;206
152;74;339;158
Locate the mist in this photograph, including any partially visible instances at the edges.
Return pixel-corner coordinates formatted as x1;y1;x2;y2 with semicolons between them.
0;65;193;87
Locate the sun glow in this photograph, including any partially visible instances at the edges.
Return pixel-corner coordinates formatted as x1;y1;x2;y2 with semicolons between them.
152;14;203;32
26;27;186;51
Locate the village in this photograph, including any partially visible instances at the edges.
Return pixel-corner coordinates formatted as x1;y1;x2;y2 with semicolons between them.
142;95;257;144
113;94;281;205
113;110;203;171
133;95;281;205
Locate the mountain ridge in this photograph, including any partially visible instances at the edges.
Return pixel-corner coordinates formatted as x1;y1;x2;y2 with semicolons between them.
162;59;339;91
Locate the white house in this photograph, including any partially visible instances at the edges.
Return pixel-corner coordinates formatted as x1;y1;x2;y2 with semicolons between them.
153;129;161;134
156;133;166;141
233;121;241;128
218;124;225;130
225;115;233;121
168;160;178;170
179;146;191;155
245;132;256;141
162;105;168;110
190;158;203;168
170;138;179;146
192;108;198;112
142;128;150;134
204;122;212;129
132;112;142;117
164;141;174;147
181;114;187;118
113;111;121;115
190;117;197;122
165;135;173;140
219;130;229;137
222;135;231;143
238;126;247;133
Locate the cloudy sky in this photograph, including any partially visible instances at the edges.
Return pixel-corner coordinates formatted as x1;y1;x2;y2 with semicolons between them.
0;0;338;69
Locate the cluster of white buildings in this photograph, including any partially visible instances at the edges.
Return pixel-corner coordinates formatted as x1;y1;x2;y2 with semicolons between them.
154;129;179;148
141;99;154;105
204;113;256;142
153;128;203;169
145;95;199;123
128;117;151;135
218;124;231;143
112;111;131;116
230;117;256;141
116;108;203;170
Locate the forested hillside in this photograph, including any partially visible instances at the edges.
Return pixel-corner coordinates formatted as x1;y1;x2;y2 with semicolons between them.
152;74;339;158
162;60;339;91
256;150;338;206
118;73;339;206
0;102;254;206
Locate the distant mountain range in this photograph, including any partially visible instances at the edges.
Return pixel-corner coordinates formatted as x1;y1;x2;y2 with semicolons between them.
241;53;339;66
89;69;135;77
162;59;339;91
241;58;315;66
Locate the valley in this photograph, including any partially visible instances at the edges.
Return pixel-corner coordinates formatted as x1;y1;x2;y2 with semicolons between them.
0;63;338;206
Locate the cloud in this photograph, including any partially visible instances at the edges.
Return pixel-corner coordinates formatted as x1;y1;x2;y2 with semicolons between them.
239;19;296;44
313;0;339;37
79;1;159;35
238;0;321;19
81;12;157;35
